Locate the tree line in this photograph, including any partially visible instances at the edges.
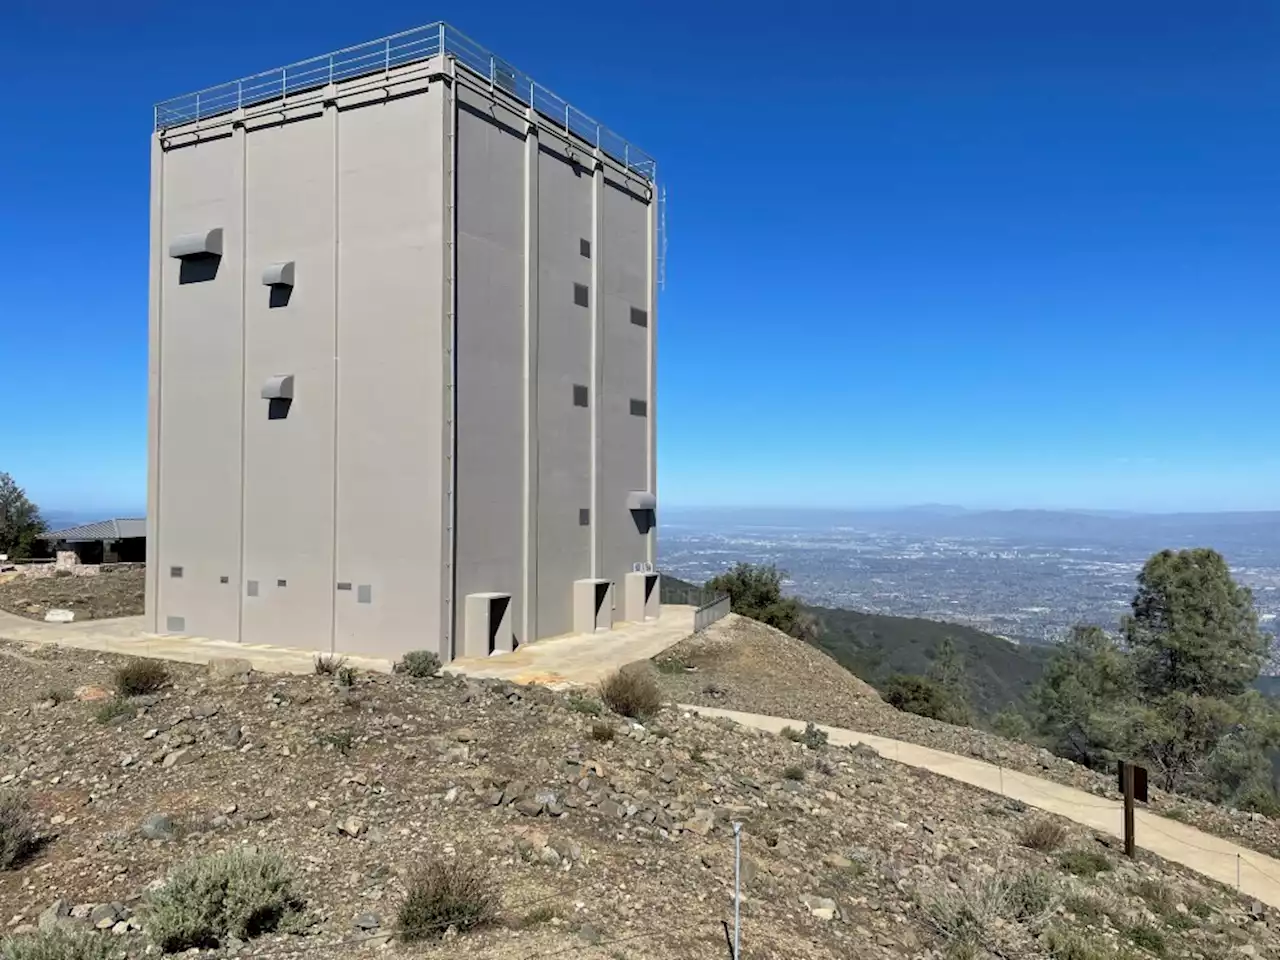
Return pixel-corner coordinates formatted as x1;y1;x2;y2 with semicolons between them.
706;549;1280;813
0;472;46;559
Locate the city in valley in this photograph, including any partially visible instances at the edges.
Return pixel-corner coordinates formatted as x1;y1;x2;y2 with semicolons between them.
658;506;1280;645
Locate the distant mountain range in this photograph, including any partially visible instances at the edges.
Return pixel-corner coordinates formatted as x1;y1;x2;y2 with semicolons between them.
663;506;1280;550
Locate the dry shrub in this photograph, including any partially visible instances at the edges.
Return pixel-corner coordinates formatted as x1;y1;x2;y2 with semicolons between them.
145;848;304;952
396;856;498;942
113;658;169;696
0;791;36;870
1018;818;1067;852
0;926;112;960
313;654;347;676
599;665;661;721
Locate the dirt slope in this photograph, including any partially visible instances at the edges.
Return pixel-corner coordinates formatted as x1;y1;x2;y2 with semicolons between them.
0;567;145;621
0;638;1274;960
655;614;1280;865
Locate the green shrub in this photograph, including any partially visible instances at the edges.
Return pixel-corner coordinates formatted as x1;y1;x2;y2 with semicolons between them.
1005;870;1057;923
0;791;36;870
396;856;497;942
567;696;602;717
0;926;112;960
882;674;969;725
313;654;347;676
1058;848;1111;878
599;666;661;721
590;722;615;743
113;659;169;696
146;848;305;952
1123;923;1166;956
395;650;441;678
992;706;1032;741
920;875;1005;959
1063;893;1105;921
93;697;133;725
652;656;688;675
1234;782;1280;818
36;688;71;706
336;666;357;688
782;765;806;782
1045;926;1107;960
781;721;829;750
1018;819;1068;852
516;905;559;928
1161;806;1190;822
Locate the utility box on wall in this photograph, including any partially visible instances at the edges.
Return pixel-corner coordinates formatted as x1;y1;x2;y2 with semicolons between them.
146;23;660;662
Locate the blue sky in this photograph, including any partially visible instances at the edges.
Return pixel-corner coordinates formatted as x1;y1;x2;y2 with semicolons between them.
2;1;1278;515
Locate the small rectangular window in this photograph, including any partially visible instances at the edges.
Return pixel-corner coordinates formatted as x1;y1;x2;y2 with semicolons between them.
629;399;648;417
579;508;590;526
170;566;183;579
630;307;648;328
580;238;591;258
573;384;589;407
277;579;287;588
166;616;185;632
357;585;373;604
219;575;229;585
573;283;589;307
246;580;259;598
337;582;352;591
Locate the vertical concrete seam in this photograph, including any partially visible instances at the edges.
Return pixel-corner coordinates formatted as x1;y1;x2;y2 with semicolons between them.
445;73;460;658
235;120;248;643
521;111;537;646
589;151;603;580
147;136;165;633
647;185;658;566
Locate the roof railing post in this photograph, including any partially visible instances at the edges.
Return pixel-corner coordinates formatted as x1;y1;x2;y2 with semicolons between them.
595;123;600;149
237;79;243;110
281;67;287;104
195;92;201;121
328;54;334;85
625;143;630;170
438;22;446;57
529;79;535;108
385;38;391;76
564;103;570;132
489;55;495;91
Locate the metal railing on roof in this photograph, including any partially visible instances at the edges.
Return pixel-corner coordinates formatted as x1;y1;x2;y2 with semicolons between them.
153;21;658;184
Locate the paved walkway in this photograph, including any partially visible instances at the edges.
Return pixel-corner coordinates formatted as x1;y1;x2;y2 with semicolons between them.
0;608;393;675
447;605;695;688
685;704;1280;910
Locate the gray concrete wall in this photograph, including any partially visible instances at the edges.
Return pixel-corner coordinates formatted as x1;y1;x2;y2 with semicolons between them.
332;79;448;661
453;87;527;647
534;137;594;638
151;67;448;660
598;170;655;608
154;129;245;641
241;107;336;653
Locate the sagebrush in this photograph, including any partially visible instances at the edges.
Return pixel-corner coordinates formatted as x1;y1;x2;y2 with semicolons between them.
146;848;305;951
1017;819;1067;852
396;856;498;942
113;659;169;696
396;650;441;678
599;665;661;721
0;926;113;960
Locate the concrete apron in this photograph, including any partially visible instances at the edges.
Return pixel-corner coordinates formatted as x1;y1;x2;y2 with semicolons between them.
0;609;392;675
0;604;696;684
685;704;1280;912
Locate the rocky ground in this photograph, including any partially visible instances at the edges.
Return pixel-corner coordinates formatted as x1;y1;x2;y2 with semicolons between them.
0;638;1275;959
655;615;1280;865
0;567;145;621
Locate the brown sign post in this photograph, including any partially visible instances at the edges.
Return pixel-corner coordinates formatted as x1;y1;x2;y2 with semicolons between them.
1117;761;1148;858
